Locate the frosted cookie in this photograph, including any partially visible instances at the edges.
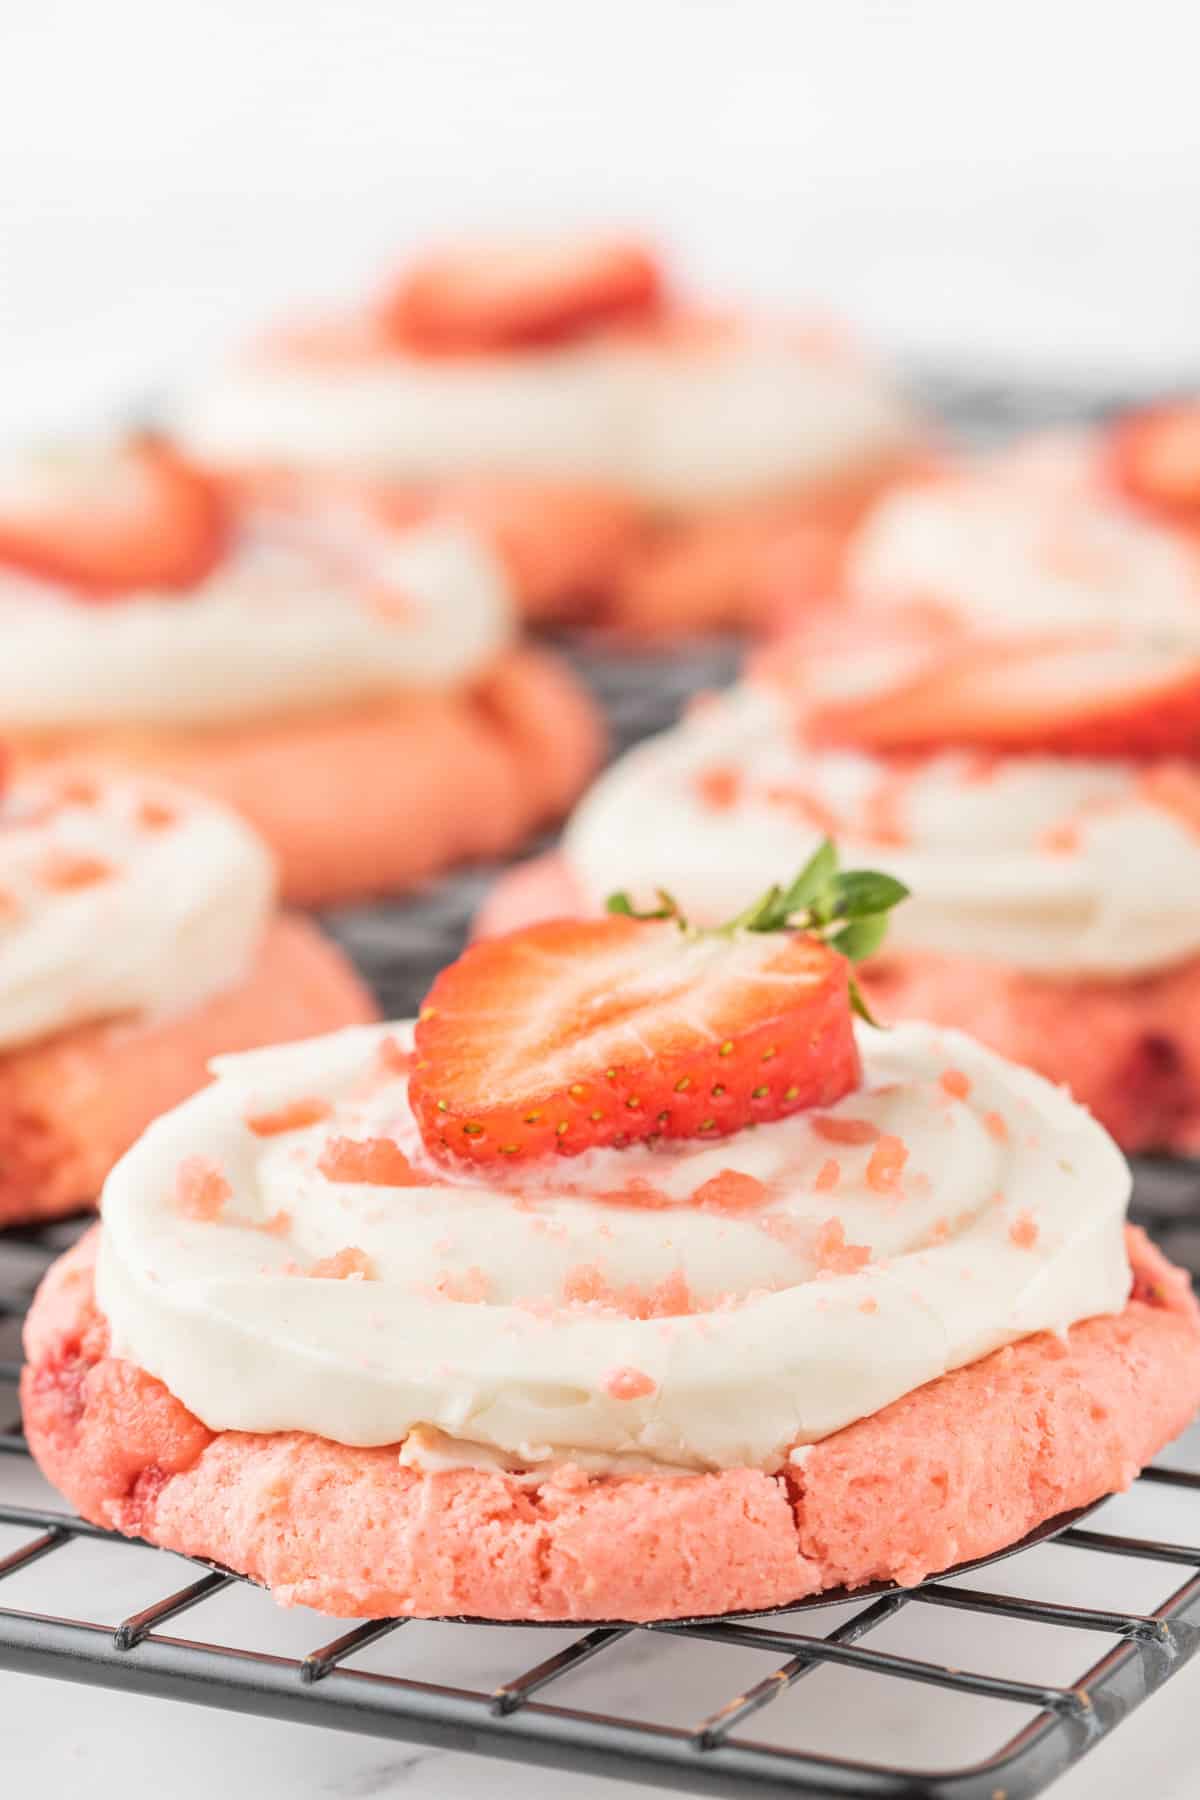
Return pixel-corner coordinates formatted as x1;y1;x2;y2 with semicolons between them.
823;422;1200;636
0;763;375;1225
0;440;602;904
170;237;924;634
22;879;1200;1618
483;628;1200;1151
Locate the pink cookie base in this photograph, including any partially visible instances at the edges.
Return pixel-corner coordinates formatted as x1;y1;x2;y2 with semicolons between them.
8;649;603;909
475;854;1200;1154
21;1226;1200;1622
0;917;377;1228
866;950;1200;1155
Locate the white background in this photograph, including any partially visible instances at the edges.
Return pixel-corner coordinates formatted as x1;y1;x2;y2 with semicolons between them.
2;0;1200;442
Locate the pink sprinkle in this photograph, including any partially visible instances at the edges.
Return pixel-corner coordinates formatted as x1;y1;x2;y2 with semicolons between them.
604;1366;657;1401
309;1246;376;1280
812;1217;871;1275
694;765;742;811
813;1158;841;1193
1039;821;1081;855
376;1035;415;1077
137;796;177;832
562;1264;608;1305
961;750;1001;785
594;1177;675;1210
435;1265;491;1303
939;1068;971;1101
858;1296;879;1315
984;1111;1009;1143
692;1169;769;1213
38;850;114;892
760;1213;813;1253
258;1210;292;1237
246;1097;331;1137
866;1134;909;1193
561;1264;697;1319
1009;1210;1039;1250
317;1136;423;1186
812;1116;880;1146
174;1156;231;1221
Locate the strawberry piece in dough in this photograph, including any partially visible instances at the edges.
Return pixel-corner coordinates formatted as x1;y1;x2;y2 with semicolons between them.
805;631;1200;759
380;237;663;353
410;915;859;1167
0;439;226;598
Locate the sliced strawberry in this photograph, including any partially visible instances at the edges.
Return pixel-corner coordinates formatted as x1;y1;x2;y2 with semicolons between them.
1108;402;1200;523
409;916;859;1168
379;237;664;353
804;631;1200;758
0;439;226;598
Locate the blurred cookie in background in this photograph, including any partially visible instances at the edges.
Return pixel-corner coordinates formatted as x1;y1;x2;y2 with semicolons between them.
170;236;928;637
0;438;603;905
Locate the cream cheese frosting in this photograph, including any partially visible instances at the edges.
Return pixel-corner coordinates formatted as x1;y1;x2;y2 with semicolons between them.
0;498;513;730
96;1019;1131;1473
562;682;1200;979
171;328;917;510
0;770;273;1049
850;435;1200;631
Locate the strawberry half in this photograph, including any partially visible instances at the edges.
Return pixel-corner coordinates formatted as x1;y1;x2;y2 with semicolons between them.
1108;402;1200;524
379;237;663;353
804;630;1200;759
410;915;860;1167
0;438;226;598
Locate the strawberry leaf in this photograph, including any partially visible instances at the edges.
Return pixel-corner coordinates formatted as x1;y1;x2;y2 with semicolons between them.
848;973;883;1027
831;870;910;921
831;913;891;962
606;889;683;923
776;839;840;918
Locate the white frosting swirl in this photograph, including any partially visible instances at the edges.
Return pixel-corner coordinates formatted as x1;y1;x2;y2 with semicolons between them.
172;329;917;509
0;504;512;729
850;436;1200;631
563;683;1200;978
0;771;273;1048
96;1019;1130;1473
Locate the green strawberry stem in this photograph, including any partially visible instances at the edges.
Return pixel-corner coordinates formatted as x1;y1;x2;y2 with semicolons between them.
606;839;909;1026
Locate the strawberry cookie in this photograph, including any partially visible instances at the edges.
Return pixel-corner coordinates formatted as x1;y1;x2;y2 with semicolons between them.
816;418;1200;638
0;438;601;906
0;759;375;1227
170;235;924;634
483;627;1200;1152
21;875;1200;1621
